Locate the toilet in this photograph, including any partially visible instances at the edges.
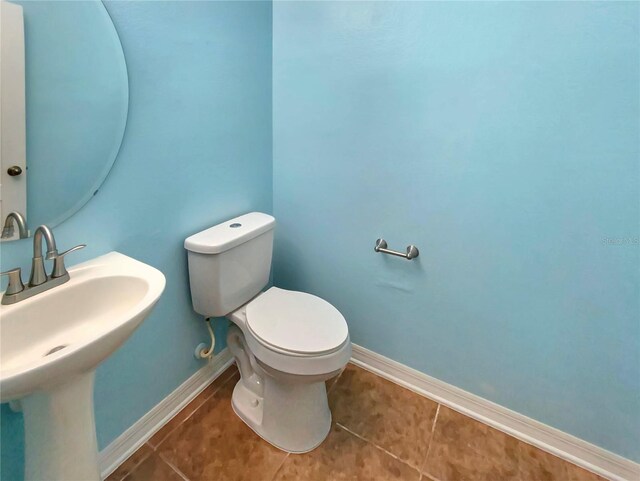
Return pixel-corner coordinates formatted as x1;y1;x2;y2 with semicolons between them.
184;212;351;453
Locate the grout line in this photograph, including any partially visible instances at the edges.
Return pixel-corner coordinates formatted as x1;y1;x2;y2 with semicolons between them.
335;423;400;461
108;444;153;480
114;448;151;481
270;453;290;481
419;466;444;481
158;452;191;481
335;423;422;473
142;442;156;460
421;403;441;475
424;474;444;481
326;366;346;396
338;364;444;476
149;365;238;449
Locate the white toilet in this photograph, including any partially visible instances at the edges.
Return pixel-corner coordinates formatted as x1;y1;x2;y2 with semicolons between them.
184;212;351;453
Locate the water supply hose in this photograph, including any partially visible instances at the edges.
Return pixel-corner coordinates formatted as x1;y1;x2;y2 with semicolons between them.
197;317;215;359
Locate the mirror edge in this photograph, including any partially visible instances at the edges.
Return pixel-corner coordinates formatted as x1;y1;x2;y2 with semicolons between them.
23;0;129;234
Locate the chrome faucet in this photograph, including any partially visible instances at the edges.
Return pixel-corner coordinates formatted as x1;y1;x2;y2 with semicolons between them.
0;225;85;305
1;212;28;239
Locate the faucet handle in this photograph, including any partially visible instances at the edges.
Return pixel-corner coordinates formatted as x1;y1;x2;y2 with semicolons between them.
1;268;25;295
51;244;86;279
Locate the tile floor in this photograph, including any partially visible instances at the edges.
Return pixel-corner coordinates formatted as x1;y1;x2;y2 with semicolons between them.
106;363;609;481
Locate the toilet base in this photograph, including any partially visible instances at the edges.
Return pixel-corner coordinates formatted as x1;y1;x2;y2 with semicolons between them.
231;375;332;453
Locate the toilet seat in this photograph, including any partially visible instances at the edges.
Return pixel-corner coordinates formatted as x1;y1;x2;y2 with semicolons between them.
245;287;349;356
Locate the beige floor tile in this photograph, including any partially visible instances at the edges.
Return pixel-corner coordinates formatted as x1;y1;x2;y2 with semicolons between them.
329;363;438;469
107;362;613;481
517;442;571;481
511;428;610;481
148;365;238;448
273;424;421;481
564;464;610;481
105;443;153;481
125;453;185;481
157;371;287;481
423;406;519;481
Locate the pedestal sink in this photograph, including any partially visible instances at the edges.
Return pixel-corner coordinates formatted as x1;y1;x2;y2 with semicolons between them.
0;252;166;481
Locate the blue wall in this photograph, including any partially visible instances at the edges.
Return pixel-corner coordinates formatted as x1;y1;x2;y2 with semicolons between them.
273;1;639;462
0;1;272;479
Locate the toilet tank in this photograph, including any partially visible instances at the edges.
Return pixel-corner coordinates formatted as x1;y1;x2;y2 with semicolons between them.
184;212;275;317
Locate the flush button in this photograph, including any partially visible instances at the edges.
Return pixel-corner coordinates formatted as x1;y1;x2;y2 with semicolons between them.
230;223;242;228
250;399;259;407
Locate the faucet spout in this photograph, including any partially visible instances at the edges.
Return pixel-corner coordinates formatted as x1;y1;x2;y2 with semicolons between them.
29;225;59;286
1;212;28;239
33;225;58;259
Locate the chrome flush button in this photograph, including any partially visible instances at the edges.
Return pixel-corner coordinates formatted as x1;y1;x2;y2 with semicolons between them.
230;223;242;228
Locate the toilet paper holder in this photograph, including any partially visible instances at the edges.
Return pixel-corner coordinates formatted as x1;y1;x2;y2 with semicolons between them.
374;238;419;260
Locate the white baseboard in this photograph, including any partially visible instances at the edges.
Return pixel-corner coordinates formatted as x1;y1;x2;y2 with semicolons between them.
351;344;640;481
98;349;233;479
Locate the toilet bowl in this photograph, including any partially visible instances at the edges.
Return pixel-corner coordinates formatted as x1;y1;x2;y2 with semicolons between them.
184;213;351;452
226;287;350;452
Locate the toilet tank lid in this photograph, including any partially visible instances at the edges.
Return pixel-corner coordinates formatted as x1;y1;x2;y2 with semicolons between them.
184;212;275;254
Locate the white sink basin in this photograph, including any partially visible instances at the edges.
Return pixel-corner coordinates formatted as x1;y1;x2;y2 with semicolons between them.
0;251;165;481
1;251;165;401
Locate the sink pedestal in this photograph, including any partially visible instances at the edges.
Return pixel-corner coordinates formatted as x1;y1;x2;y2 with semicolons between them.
22;372;100;481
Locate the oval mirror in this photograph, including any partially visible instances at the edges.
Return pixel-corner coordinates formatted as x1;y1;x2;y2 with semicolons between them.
0;0;128;241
